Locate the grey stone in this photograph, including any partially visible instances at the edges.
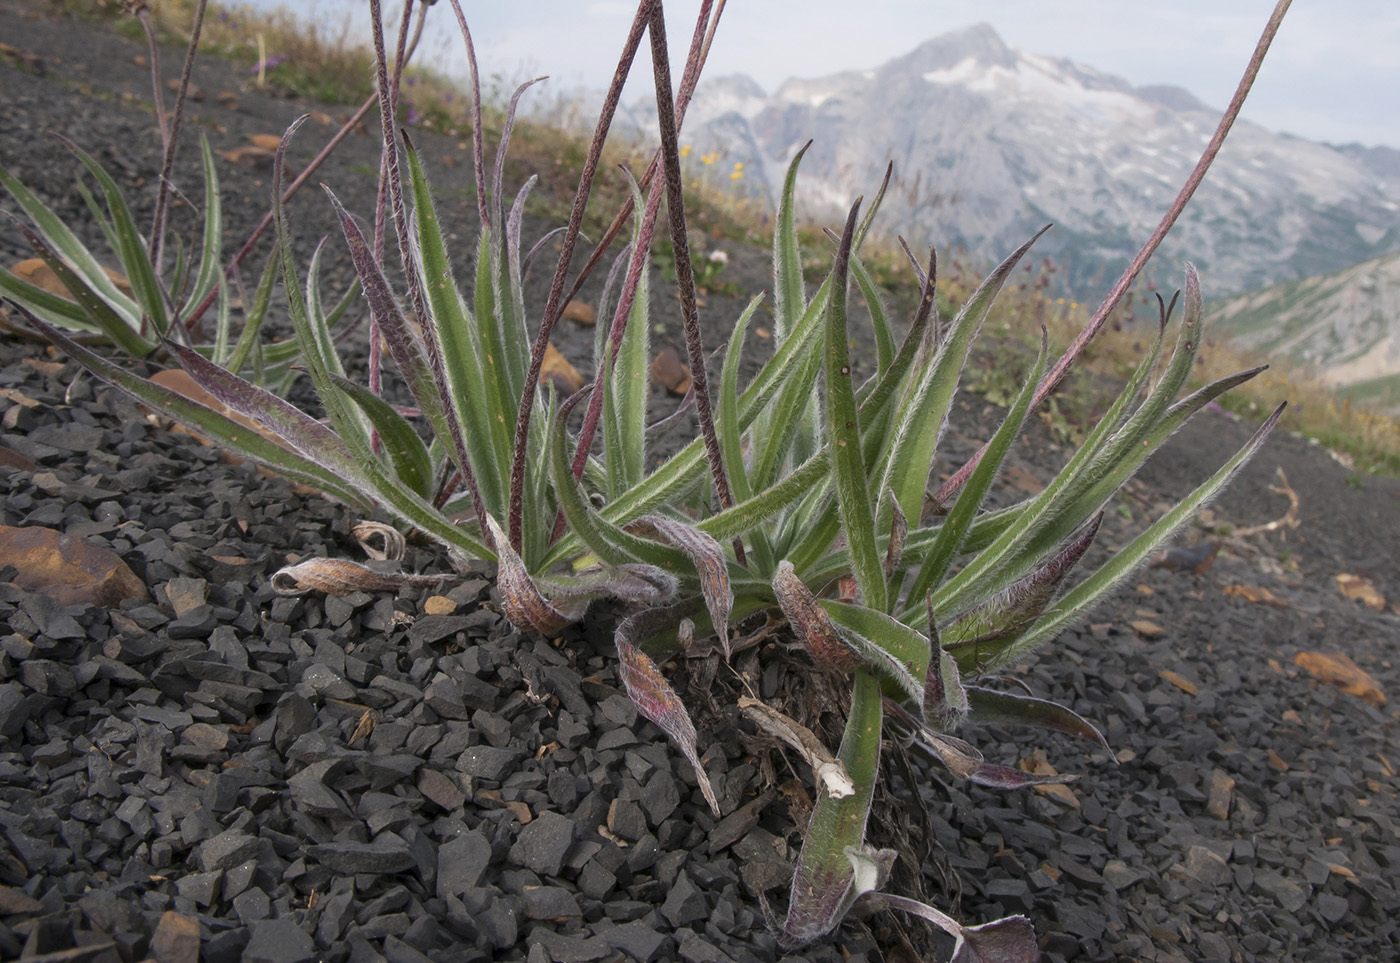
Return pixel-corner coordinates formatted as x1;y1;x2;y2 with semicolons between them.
509;811;576;876
308;836;417;875
520;885;581;921
1317;892;1350;923
457;745;521;781
1255;871;1310;912
244;918;315;963
1183;844;1231;887
603;918;669;962
661;871;709;927
197;830;260;873
436;830;492;897
174;870;221;907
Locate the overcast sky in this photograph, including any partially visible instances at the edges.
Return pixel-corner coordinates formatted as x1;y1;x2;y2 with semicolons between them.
247;1;1400;150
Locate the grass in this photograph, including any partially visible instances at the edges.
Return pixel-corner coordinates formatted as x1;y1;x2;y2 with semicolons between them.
54;0;1400;478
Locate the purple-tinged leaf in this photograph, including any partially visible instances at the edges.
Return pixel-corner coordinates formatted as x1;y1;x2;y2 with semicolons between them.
738;696;853;798
944;513;1101;658
821;601;930;707
629;515;732;658
18;308;368;509
271;557;448;596
161;340;358;476
886;698;1076;790
547;563;678;606
883;489;907;581
773;561;860;671
782;671;882;947
926;729;1075;790
925;594;968;730
324;187;431;403
486;515;587;634
966;686;1109;750
857;892;1039;963
615;609;720;816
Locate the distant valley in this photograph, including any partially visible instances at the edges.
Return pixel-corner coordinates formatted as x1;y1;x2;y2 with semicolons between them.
639;23;1400;300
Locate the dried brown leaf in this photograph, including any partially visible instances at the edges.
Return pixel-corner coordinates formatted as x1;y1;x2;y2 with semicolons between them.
738;696;853;798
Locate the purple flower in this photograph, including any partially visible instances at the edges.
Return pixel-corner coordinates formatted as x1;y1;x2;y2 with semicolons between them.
405;103;421;126
251;54;287;74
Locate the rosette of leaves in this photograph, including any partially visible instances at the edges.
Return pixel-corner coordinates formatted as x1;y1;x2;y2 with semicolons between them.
11;0;1294;957
572;137;1280;952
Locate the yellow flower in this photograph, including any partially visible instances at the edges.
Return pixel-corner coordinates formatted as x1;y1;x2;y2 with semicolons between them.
680;144;692;158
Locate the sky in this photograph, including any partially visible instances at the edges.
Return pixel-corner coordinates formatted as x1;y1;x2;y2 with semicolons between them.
241;1;1400;150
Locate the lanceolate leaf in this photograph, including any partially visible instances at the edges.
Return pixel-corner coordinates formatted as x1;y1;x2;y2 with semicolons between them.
773;561;860;671
182;134;223;320
487;515;587;634
825;200;886;612
906;329;1048;605
942;513;1102;661
627;515;732;657
882;227;1049;529
404;135;507;511
965;687;1109;750
783;670;882;947
996;403;1284;670
821;600;931;705
161;339;357;475
13;224;153;357
20;309;368;508
0;161;141;326
614;608;720;816
330;375;433;499
772;141;811;342
68;142;169;335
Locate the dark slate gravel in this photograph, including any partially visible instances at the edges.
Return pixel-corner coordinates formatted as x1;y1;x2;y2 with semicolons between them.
5;2;1400;962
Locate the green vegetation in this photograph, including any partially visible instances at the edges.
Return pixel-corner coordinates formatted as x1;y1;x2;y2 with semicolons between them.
5;2;1318;958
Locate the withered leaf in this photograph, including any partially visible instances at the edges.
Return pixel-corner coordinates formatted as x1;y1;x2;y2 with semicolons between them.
616;616;720;816
738;696;853;798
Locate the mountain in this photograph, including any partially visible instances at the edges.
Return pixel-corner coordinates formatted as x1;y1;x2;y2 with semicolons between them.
1208;251;1400;412
652;24;1400;297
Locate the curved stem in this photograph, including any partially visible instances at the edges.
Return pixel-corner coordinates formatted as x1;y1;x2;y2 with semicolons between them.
506;0;658;553
933;0;1293;505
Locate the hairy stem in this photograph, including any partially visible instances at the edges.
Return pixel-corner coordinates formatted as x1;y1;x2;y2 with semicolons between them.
444;1;489;228
567;0;715;486
369;0;490;543
647;3;734;513
507;0;657;553
149;0;208;286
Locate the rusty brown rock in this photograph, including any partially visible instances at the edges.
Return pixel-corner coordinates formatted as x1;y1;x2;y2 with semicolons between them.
10;258;131;299
0;445;39;473
648;346;691;396
149;910;200;963
1207;768;1235;820
541;342;584;395
1336;573;1386;612
562;300;597;325
1294;650;1387;707
0;526;147;607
